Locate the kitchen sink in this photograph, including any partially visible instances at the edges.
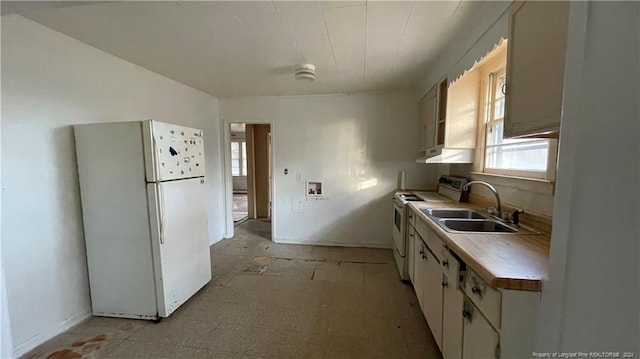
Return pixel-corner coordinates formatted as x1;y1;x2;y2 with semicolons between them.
440;219;517;233
420;207;538;234
421;208;486;219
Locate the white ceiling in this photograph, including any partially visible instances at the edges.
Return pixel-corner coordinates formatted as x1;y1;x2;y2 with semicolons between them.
9;1;503;97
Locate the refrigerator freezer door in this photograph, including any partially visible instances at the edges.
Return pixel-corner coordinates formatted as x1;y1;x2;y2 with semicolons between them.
147;177;211;317
143;120;206;182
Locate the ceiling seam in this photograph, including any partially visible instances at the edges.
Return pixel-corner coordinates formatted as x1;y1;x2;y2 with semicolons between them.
401;0;415;36
363;0;368;81
389;0;415;79
319;0;342;89
270;0;306;64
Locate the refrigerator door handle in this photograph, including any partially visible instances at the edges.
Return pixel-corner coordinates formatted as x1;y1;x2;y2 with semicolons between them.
151;129;160;182
158;184;165;244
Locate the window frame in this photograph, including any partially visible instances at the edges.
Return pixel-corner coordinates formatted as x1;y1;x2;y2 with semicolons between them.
477;46;558;182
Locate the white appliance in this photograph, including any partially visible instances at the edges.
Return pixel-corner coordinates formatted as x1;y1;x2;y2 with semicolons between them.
74;120;211;320
392;175;468;280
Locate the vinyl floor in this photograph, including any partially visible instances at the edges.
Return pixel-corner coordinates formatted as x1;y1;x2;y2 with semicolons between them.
21;220;440;359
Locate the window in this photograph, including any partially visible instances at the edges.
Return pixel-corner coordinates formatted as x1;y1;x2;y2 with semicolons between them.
231;140;247;176
480;47;557;180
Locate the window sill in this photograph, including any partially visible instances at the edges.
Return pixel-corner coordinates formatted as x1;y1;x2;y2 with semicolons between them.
468;172;555;196
470;172;553;184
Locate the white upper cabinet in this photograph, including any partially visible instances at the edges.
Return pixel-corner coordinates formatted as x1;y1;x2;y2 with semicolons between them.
504;1;569;138
419;84;438;152
445;69;479;149
417;69;480;163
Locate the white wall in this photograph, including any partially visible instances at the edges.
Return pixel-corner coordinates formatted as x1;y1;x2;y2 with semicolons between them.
0;26;10;357
220;93;439;248
449;163;555;216
1;15;224;357
534;2;639;352
1;272;11;359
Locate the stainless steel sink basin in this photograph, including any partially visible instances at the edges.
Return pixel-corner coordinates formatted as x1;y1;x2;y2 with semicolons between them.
440;219;517;233
420;207;538;234
421;208;486;219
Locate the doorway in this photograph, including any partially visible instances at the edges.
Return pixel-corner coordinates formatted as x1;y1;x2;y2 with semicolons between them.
230;123;249;223
227;122;272;238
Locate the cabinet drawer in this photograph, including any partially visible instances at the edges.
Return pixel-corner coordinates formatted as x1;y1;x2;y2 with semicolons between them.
464;268;501;329
415;217;445;261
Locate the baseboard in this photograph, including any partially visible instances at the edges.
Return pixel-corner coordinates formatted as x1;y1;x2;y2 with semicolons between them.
273;237;393;249
13;310;91;358
209;232;225;246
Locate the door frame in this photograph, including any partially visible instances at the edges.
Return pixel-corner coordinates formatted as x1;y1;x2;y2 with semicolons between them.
221;118;275;240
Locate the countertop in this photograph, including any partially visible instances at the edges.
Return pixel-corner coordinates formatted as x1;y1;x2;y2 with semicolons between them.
408;199;550;292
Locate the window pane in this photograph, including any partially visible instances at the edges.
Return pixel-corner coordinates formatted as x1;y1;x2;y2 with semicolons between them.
486;121;504;146
231;159;240;176
485;141;549;171
241;142;247;176
487;120;532;147
494;97;505;120
231;142;240;160
494;74;506;120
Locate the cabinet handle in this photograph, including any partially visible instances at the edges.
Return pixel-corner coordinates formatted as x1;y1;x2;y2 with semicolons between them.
442;280;448;288
462;310;472;321
442;259;449;268
471;287;482;296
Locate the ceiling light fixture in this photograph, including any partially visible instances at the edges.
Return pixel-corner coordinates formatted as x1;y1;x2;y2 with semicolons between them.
294;64;316;81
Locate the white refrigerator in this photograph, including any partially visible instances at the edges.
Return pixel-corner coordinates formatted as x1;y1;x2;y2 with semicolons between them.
74;120;211;320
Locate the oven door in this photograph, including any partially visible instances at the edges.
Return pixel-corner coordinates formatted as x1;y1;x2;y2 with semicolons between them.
392;199;406;256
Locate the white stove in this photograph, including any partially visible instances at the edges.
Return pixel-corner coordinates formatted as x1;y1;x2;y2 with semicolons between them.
392;175;468;280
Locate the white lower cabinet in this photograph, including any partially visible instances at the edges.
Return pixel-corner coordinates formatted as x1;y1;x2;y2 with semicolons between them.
442;254;463;359
422;248;443;350
462;298;500;359
408;213;539;359
408;226;416;282
413;235;426;308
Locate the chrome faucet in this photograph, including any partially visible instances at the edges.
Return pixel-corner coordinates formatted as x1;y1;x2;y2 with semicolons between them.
463;181;503;220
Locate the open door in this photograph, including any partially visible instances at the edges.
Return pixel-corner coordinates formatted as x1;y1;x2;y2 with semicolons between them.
247;124;271;219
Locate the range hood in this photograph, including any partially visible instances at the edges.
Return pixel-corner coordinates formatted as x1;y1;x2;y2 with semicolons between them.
415;147;475;164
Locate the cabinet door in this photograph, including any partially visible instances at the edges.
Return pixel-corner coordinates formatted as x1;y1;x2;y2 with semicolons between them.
420;85;438;151
463;298;500;359
442;256;463;359
422;248;444;350
445;70;479;149
413;237;426;308
408;226;416;282
504;0;569;138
